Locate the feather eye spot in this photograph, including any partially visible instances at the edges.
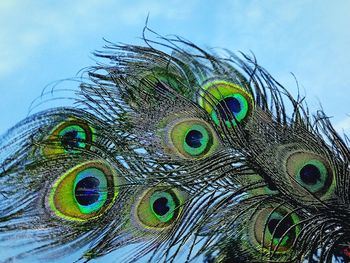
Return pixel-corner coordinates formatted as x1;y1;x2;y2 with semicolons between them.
267;216;293;242
182;125;210;156
164;118;219;159
43;120;95;156
49;160;119;222
152;197;170;215
74;176;100;206
135;187;186;229
252;207;300;253
198;80;253;127
286;152;335;197
59;125;87;152
299;164;321;185
150;192;176;223
73;171;107;214
185;129;203;148
212;94;249;126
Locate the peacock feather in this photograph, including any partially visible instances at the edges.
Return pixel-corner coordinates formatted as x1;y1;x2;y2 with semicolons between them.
0;30;349;263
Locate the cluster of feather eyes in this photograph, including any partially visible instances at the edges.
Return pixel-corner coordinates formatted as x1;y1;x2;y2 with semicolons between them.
0;32;349;263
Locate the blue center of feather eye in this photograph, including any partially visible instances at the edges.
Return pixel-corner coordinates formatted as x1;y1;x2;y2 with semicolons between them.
75;177;100;206
153;197;170;216
268;217;292;239
185;130;203;148
217;97;241;120
61;130;79;149
299;164;321;185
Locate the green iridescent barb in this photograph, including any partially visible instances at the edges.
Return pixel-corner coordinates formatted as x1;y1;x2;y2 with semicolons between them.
0;30;349;263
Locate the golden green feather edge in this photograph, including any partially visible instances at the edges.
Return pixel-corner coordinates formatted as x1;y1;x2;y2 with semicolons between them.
0;33;349;263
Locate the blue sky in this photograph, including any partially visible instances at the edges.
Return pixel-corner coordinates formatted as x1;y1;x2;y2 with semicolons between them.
0;0;349;262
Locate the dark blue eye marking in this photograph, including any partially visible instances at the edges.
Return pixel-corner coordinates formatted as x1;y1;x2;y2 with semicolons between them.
75;177;100;206
185;130;203;148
